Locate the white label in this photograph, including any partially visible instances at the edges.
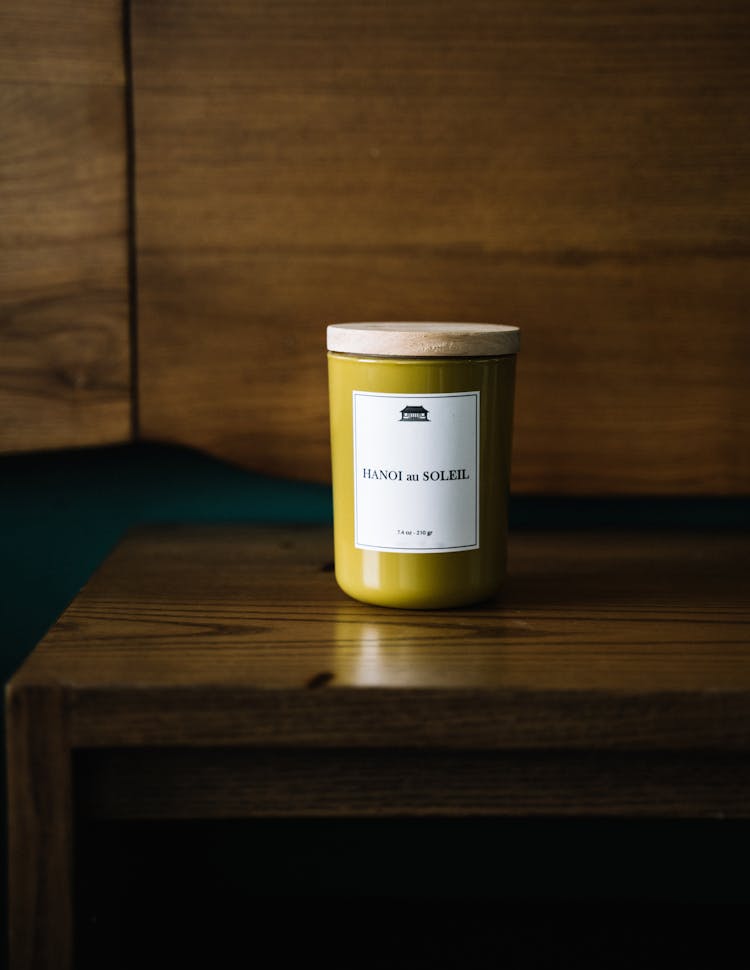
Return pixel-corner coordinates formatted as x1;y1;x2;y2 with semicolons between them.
353;391;479;553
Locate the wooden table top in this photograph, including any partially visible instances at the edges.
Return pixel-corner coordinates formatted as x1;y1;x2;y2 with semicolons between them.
9;524;750;752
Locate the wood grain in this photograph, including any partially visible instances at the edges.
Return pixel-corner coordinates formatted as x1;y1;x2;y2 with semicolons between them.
76;748;750;820
12;525;750;751
0;1;131;454
132;0;750;493
7;523;750;955
5;684;73;970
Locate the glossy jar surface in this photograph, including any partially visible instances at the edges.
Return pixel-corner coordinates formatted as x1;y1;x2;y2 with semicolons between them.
328;351;516;609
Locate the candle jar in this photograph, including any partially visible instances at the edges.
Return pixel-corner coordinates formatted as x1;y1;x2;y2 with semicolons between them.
327;322;520;609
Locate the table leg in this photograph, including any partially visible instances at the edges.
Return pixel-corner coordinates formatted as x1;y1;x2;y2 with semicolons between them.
6;684;73;969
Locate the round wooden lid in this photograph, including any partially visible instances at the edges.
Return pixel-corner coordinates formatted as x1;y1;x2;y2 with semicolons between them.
326;322;520;357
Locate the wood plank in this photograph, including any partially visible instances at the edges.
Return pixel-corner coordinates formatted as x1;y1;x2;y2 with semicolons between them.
75;748;750;820
0;1;131;454
132;0;750;493
10;524;749;955
5;684;73;970
68;686;750;751
10;525;750;753
0;0;124;84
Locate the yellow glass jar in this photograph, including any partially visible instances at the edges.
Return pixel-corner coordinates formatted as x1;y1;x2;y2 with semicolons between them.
327;322;520;609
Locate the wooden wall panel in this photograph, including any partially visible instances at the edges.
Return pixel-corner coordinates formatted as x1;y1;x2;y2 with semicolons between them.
133;0;750;493
0;1;131;453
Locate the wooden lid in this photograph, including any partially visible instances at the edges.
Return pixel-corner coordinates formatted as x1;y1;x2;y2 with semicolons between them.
326;322;520;357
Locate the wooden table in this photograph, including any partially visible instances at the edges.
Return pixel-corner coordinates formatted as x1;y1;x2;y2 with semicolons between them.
7;525;750;967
